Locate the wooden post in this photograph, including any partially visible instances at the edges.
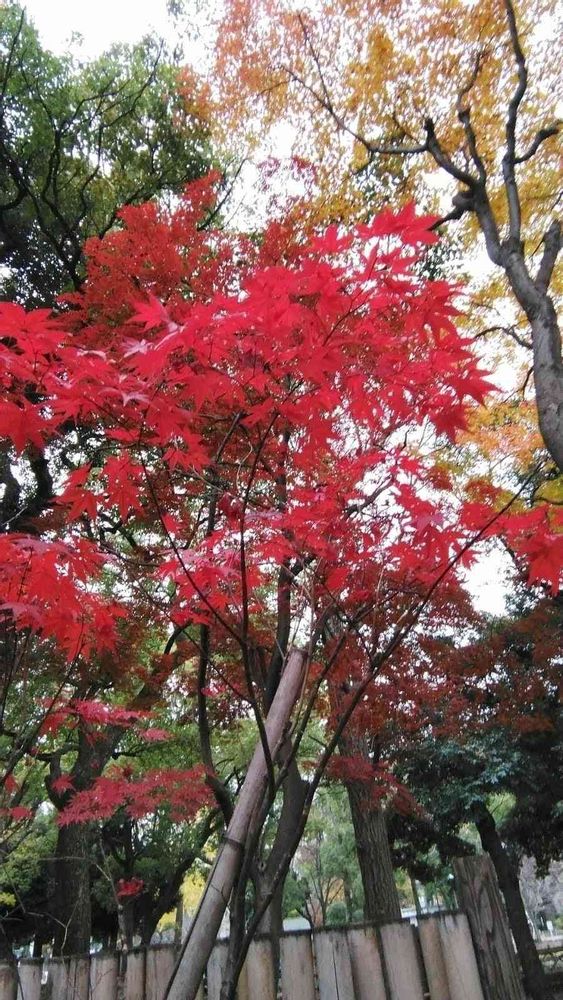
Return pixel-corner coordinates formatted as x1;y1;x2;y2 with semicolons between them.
46;957;90;999
419;917;451;1000
90;953;119;1000
453;855;525;1000
147;945;176;1000
379;922;425;1000
347;926;387;1000
279;932;316;1000
16;959;42;1000
125;950;146;1000
244;939;276;1000
313;928;355;1000
438;913;485;1000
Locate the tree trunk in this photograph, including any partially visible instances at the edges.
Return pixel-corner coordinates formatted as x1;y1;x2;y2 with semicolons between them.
52;821;93;956
255;879;284;969
249;753;307;988
220;749;307;1000
0;925;15;964
347;788;401;922
338;731;401;923
410;877;423;917
476;808;553;1000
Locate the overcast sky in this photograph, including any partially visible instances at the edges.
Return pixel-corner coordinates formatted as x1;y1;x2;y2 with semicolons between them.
22;0;175;57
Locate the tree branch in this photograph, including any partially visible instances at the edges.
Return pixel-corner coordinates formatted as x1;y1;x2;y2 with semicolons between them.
535;219;561;293
515;124;560;164
501;0;529;244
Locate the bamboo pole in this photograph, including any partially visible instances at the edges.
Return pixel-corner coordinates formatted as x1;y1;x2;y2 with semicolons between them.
164;649;307;1000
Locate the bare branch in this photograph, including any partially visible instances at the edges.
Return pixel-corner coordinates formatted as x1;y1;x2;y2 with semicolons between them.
283;63;374;159
424;117;477;187
475;324;532;350
501;0;529;243
535;219;561;293
515;124;560;164
456;51;487;182
284;21;427;163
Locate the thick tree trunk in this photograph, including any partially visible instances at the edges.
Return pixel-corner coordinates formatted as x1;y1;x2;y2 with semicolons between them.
346;786;401;922
476;808;553;1000
472;195;563;473
338;732;401;923
252;754;307;971
52;821;93;956
0;925;15;963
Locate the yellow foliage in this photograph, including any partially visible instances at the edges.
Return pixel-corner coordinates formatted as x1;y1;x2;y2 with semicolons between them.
210;0;561;238
462;399;543;467
181;870;207;912
208;0;562;470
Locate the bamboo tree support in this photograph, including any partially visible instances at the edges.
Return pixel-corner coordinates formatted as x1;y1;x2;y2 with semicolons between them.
164;649;307;1000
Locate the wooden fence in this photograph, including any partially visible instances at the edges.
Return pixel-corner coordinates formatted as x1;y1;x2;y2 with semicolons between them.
1;911;487;1000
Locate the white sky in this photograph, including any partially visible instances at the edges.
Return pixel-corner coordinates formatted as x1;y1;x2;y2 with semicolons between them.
22;0;176;57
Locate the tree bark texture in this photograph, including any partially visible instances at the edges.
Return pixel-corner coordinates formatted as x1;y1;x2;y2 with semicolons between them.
454;853;525;1000
338;733;402;923
476;810;553;1000
52;821;93;957
347;787;401;922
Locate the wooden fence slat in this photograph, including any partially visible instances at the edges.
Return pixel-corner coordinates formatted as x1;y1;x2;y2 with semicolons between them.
232;958;250;1000
89;954;119;1000
419;917;451;1000
207;940;228;1000
347;926;387;1000
8;908;493;1000
454;856;525;1000
438;913;485;1000
380;922;425;1000
46;957;90;1000
279;932;316;1000
208;940;247;1000
125;950;146;1000
15;959;41;1000
314;928;355;1000
90;954;118;1000
244;939;276;1000
146;946;176;1000
207;939;248;1000
0;962;17;1000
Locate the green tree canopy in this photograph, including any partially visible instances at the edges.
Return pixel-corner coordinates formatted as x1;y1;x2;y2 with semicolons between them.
0;4;213;306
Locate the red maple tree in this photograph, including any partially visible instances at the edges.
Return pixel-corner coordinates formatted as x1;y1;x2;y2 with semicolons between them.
1;174;561;982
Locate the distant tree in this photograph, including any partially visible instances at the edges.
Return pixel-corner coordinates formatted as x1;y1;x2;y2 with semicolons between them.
284;787;363;926
0;811;56;959
399;724;559;1000
0;4;213;306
